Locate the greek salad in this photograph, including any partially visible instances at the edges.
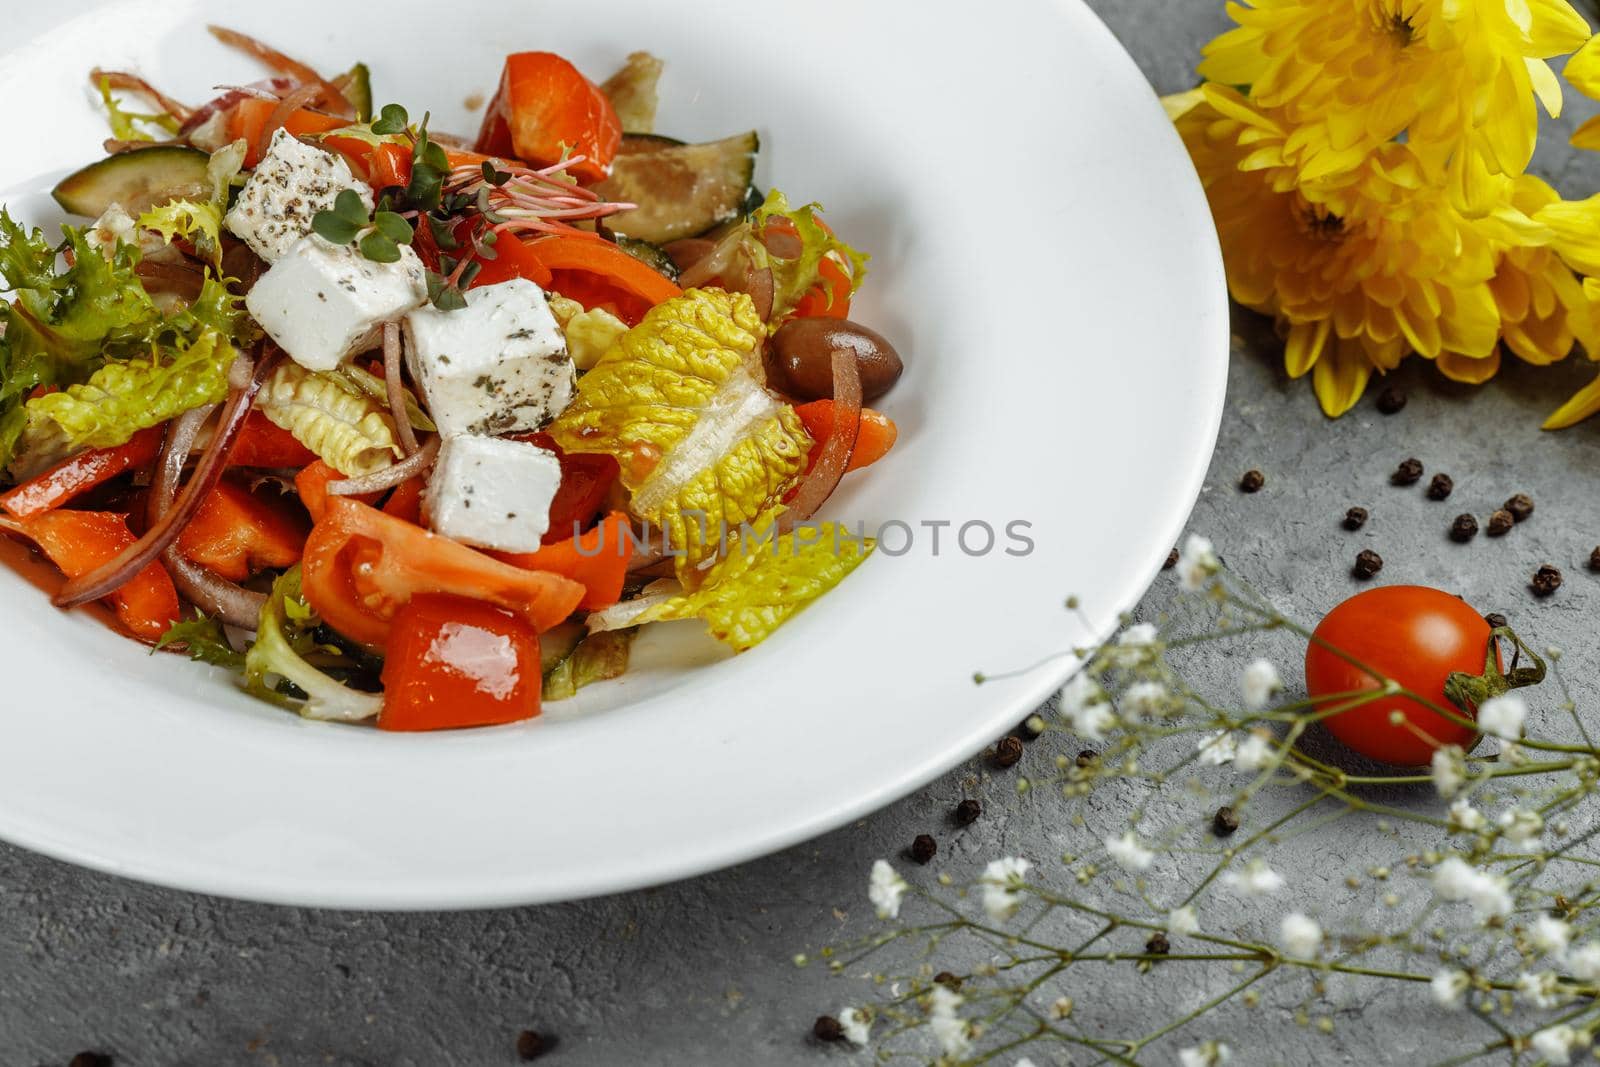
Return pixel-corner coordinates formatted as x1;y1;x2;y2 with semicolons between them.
0;30;902;730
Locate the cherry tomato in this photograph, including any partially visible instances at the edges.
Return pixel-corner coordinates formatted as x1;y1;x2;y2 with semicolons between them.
379;593;542;731
1305;585;1494;766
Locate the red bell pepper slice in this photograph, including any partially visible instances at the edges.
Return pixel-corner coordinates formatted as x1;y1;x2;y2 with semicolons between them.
378;593;543;731
0;427;163;521
293;461;382;524
227;411;318;469
476;53;621;184
526;235;682;325
176;475;309;582
19;510;179;641
494;511;632;612
794;401;898;474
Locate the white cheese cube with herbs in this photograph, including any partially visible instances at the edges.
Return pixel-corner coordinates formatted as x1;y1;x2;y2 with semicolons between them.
403;278;576;437
246;236;428;371
425;435;562;552
225;128;374;263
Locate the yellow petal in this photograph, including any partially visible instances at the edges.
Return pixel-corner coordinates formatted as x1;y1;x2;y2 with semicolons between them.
1527;58;1565;117
1525;0;1592;57
1571;114;1600;150
1161;88;1206;122
1283;318;1329;379
1563;33;1600;98
1312;344;1372;418
1436;350;1502;384
1544;373;1600;428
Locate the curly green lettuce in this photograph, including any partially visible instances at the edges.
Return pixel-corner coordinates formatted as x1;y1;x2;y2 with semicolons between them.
155;614;247;669
546;288;811;578
633;514;874;651
245;567;383;722
139;201;223;267
17;328;235;464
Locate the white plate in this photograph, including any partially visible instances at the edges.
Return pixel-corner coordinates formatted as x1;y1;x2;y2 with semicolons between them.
0;0;1226;908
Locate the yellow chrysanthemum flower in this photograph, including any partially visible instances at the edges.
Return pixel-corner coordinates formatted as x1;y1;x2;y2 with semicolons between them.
1199;0;1591;212
1174;86;1513;415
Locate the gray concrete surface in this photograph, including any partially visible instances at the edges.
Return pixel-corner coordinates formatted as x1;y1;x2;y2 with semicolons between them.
11;2;1600;1064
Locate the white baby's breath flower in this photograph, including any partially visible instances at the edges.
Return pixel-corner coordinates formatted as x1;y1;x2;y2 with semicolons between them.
1466;871;1514;922
1431;745;1466;798
1497;807;1543;846
1478;693;1527;740
1431;968;1469;1010
1432;857;1478;902
1178;1041;1232;1067
1122;680;1170;722
838;1007;872;1045
1517;970;1567;1010
1177;533;1220;592
1279;912;1322;958
1015;1059;1039;1067
1567;941;1600;982
1532;914;1572;959
1167;905;1199;936
1448;797;1485;833
928;985;970;1058
1059;672;1115;740
1108;623;1160;667
1196;731;1237;765
1222;859;1285;896
1106;831;1154;872
1432;857;1513;922
1241;658;1282;710
1235;731;1278;772
1531;1025;1580;1065
868;860;908;920
980;857;1033;922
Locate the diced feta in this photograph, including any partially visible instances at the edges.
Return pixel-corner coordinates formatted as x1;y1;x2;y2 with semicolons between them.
424;435;562;552
403;278;576;437
246;236;427;371
224;128;374;263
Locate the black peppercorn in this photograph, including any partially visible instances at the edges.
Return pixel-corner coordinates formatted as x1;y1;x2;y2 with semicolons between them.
1391;458;1424;486
1352;549;1383;579
69;1055;113;1067
1212;806;1240;836
994;735;1024;769
1163;548;1178;570
1590;547;1600;572
954;799;982;826
1486;510;1515;537
516;1030;548;1061
812;1016;844;1042
1075;750;1098;768
1145;932;1171;955
1239;469;1265;493
933;971;963;990
910;834;937;865
1449;514;1478;543
1426;474;1453;501
1532;565;1563;598
1376;386;1407;414
1504;494;1535;523
1342;507;1368;531
1484;612;1507;629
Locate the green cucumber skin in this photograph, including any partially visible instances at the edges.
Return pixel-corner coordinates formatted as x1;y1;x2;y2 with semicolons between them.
52;146;212;218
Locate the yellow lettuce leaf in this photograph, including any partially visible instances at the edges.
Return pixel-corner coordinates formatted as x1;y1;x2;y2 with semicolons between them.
634;514;874;651
547;288;812;576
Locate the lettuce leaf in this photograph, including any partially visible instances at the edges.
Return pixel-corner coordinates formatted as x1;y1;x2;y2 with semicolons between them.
139;201;223;267
634;514;873;651
155;614;247;669
546;288;811;577
97;76;179;142
258;361;401;476
748;190;869;321
17;328;235;461
543;628;635;700
244;566;383;721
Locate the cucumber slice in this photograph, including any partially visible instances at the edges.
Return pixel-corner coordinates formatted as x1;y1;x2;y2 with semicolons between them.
616;237;680;281
617;133;686;155
593;131;758;244
343;62;373;123
52;146;212;219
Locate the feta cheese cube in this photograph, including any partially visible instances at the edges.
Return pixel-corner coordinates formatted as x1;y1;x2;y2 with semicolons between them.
403;278;576;437
246;236;427;371
424;435;562;552
225;128;374;263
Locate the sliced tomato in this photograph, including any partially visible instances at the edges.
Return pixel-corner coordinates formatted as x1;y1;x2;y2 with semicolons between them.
294;460;381;523
519;432;619;545
466;229;554;289
300;496;585;650
19;511;179;641
476;53;621;183
382;476;426;525
177;474;309;582
379;593;543;731
527;235;681;325
228;99;348;167
794;401;897;473
228;411;318;468
494;512;631;611
794;255;855;319
0;426;163;520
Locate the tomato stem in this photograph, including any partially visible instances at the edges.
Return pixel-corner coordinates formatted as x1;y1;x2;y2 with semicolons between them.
1442;624;1546;714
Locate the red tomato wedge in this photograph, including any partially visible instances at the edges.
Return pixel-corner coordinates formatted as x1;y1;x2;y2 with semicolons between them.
177;475;309;582
794;401;898;473
494;512;632;612
18;510;179;641
0;426;163;520
227;411;318;469
379;593;543;732
518;431;619;545
300;496;585;650
294;461;381;523
476;53;621;184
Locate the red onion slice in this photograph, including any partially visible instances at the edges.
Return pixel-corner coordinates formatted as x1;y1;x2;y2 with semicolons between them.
54;351;273;609
383;322;419;457
328;436;439;497
780;342;861;530
206;26;353;116
89;68;194;123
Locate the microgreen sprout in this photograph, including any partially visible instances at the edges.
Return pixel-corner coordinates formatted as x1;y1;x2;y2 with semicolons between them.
310;189;415;264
